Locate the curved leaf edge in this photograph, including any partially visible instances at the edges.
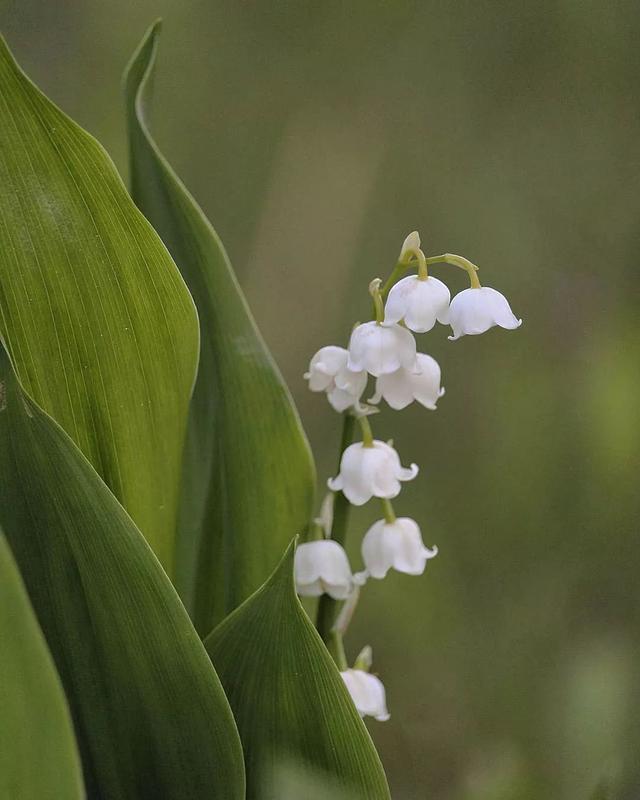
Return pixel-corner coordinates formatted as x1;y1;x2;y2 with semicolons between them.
205;538;391;799
124;21;316;624
0;337;246;798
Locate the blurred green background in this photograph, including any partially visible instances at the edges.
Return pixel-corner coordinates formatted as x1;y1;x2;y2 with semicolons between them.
2;1;639;797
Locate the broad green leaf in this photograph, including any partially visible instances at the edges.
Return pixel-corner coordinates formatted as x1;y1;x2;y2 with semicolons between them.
0;344;245;799
0;34;199;574
124;22;316;631
0;533;84;800
205;541;390;800
270;761;355;800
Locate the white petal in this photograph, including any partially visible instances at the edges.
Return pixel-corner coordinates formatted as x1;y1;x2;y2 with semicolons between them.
396;462;419;481
362;518;438;578
341;669;390;721
449;286;522;340
361;519;396;578
370;369;414;410
382;276;417;327
406;276;451;331
294;540;353;599
334;366;367;396
327;386;358;412
329;441;417;506
306;370;333;392
482;286;522;330
329;444;372;505
295;578;325;597
385;276;450;333
306;346;349;390
388;518;437;575
347;322;417;377
321;580;352;600
410;353;444;410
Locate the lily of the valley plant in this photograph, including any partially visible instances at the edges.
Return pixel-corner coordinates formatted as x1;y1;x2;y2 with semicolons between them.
0;21;520;800
300;231;521;719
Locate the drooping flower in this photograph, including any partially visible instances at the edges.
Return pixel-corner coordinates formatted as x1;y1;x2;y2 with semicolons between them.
341;669;390;721
347;321;417;378
328;440;418;506
448;286;522;340
294;540;355;600
304;345;367;411
362;517;438;579
369;352;444;411
383;275;450;333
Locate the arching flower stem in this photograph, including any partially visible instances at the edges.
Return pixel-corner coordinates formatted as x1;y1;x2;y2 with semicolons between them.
380;261;409;300
425;253;482;289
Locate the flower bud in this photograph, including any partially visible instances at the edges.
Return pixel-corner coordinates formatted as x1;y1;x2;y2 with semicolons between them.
399;230;421;262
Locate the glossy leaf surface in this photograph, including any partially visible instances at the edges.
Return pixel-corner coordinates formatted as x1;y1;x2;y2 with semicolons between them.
125;22;315;630
205;541;390;799
0;344;245;799
0;34;199;573
0;533;84;800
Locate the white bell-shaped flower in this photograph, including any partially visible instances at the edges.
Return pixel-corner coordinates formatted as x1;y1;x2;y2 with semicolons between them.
294;540;354;600
304;345;367;412
328;441;418;506
347;321;417;378
341;669;390;721
383;275;450;333
369;352;444;411
362;517;438;579
448;286;522;340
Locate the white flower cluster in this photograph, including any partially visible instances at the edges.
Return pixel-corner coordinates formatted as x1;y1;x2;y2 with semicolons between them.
297;231;522;720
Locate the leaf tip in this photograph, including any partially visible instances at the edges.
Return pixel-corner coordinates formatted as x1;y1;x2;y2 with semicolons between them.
271;536;298;586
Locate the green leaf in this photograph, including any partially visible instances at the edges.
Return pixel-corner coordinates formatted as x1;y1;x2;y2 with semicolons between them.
205;541;390;800
0;343;245;799
0;533;84;800
0;33;199;575
124;22;316;630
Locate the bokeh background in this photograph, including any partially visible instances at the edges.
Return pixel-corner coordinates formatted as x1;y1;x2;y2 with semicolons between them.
2;1;639;797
